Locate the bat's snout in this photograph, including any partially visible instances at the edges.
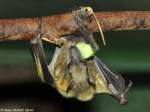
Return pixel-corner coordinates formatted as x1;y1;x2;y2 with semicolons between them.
119;95;128;105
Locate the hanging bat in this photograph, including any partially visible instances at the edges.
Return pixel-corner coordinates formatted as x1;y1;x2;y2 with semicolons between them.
30;33;132;104
30;6;132;105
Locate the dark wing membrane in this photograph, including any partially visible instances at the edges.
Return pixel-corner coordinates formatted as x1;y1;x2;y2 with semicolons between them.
30;36;53;85
93;56;132;95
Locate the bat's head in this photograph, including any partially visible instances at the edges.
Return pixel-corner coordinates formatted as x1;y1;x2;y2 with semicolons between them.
115;80;132;105
72;6;106;46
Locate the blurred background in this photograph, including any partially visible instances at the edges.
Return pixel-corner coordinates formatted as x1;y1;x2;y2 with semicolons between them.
0;0;150;112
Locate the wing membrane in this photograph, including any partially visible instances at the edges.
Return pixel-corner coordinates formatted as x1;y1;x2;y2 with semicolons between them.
30;35;53;85
94;56;132;104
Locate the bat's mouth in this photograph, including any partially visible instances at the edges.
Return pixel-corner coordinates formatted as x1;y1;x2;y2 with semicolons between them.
115;94;128;105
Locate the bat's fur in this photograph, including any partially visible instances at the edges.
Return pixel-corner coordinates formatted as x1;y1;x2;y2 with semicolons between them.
49;35;132;104
50;36;111;101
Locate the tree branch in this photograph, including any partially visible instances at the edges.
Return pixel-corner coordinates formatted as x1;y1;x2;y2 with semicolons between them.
0;11;150;43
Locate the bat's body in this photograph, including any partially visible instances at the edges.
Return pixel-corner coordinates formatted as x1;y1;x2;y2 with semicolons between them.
49;36;96;101
47;35;131;103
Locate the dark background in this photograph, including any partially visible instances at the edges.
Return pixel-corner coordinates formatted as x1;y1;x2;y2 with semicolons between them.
0;0;150;112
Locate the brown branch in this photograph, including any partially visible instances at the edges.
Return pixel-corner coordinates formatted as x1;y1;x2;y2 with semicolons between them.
0;11;150;43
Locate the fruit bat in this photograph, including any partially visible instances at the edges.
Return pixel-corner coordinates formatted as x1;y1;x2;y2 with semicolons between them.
30;6;132;105
30;34;132;104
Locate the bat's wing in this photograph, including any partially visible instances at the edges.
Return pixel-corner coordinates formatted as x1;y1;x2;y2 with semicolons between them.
48;47;61;77
94;56;132;104
30;34;54;85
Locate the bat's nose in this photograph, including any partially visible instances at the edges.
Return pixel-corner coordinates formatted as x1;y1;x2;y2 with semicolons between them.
120;99;128;105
